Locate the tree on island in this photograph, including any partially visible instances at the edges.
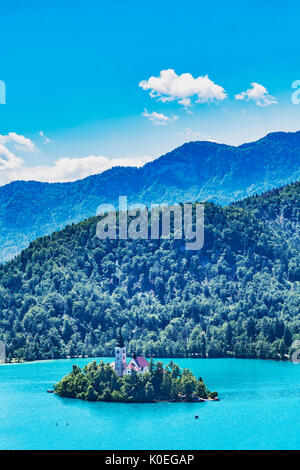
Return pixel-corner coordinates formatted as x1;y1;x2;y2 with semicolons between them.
54;359;218;403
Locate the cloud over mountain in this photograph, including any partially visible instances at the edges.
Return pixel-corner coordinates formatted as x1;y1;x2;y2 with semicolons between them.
0;132;155;185
4;154;154;184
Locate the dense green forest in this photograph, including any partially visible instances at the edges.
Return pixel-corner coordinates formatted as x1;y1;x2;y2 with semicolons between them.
55;360;218;402
0;182;299;361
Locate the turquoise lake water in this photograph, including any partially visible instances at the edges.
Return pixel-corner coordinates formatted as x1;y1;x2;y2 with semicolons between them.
0;357;299;450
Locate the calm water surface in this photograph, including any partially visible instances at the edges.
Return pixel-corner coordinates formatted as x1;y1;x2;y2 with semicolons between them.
0;358;299;450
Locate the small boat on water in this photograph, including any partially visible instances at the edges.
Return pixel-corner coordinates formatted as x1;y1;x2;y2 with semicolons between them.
194;415;199;419
47;389;54;393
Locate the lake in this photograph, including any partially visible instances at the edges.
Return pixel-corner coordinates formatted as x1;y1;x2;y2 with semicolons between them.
0;357;299;450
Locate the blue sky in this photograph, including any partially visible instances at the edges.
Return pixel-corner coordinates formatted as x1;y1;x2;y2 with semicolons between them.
0;0;300;184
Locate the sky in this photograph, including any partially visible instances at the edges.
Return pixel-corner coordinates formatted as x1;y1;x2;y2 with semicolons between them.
0;0;300;185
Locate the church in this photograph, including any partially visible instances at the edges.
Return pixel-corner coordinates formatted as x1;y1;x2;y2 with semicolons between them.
110;329;150;377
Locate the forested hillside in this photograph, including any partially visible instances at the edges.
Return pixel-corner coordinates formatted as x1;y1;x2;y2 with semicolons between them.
1;130;300;262
235;181;300;223
0;182;299;361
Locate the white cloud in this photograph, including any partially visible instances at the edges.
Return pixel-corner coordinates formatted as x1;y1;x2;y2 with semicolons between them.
139;69;227;107
178;98;192;107
0;144;24;170
235;82;278;107
0;131;158;185
142;109;178;125
0;133;37;174
39;131;53;144
0;150;156;186
180;128;220;143
0;132;37;152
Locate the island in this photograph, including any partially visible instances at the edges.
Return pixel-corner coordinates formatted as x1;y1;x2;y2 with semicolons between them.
54;359;218;403
55;331;218;403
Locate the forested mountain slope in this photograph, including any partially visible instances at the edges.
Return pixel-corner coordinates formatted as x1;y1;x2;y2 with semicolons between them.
0;182;299;361
1;130;300;262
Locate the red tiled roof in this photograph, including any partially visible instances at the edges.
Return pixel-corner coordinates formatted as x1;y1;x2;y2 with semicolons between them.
135;356;149;368
110;357;149;372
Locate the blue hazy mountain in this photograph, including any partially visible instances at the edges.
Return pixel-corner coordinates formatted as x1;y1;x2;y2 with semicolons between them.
1;130;300;262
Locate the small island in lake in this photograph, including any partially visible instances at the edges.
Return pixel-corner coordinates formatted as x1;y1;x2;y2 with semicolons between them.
55;330;218;403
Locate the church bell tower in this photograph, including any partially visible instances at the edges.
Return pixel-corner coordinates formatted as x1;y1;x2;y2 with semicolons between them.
115;328;127;376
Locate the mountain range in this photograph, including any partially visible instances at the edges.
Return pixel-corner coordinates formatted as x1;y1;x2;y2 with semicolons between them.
1;130;300;262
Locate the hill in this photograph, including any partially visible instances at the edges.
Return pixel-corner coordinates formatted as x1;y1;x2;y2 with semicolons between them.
1;130;300;262
0;182;299;361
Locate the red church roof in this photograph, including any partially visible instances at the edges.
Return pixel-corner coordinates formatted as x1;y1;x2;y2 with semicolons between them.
110;356;149;373
135;356;149;368
125;356;149;371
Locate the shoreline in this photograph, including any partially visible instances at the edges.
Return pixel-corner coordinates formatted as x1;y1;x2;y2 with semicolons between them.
54;393;220;404
1;355;291;366
156;397;219;403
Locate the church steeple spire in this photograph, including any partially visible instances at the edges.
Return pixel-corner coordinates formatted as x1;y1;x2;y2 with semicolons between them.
116;328;124;348
115;328;126;376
